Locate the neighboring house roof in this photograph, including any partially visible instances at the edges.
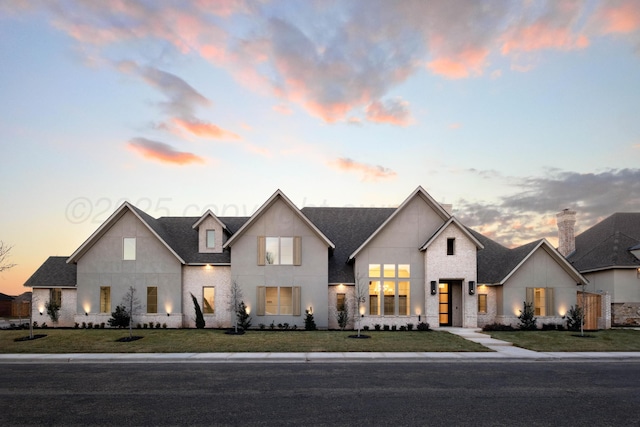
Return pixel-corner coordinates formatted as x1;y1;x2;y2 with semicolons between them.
420;217;484;251
470;230;587;286
223;189;335;250
301;207;396;283
568;212;640;272
349;186;451;261
24;256;77;288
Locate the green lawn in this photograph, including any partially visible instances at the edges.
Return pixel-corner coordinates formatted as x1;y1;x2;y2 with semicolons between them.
1;329;491;353
486;329;640;352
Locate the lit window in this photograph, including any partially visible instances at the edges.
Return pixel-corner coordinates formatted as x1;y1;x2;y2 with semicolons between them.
263;237;298;265
50;288;61;306
264;286;296;315
147;287;157;314
367;264;411;316
100;287;111;313
534;288;546;316
206;230;215;248
447;238;455;256
369;264;381;277
478;294;487;314
203;287;215;314
369;281;380;315
123;237;136;260
383;264;396;278
336;293;346;311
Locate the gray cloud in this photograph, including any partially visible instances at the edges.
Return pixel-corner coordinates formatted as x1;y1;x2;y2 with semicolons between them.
455;168;640;246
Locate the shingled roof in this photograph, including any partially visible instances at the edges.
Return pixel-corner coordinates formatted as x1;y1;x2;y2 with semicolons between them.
301;207;396;283
567;212;640;272
24;256;77;288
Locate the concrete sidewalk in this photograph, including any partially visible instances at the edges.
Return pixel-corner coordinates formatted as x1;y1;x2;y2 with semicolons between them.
1;328;640;363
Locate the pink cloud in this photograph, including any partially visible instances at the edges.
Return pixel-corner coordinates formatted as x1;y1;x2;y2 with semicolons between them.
448;123;462;130
330;157;397;182
173;118;241;140
501;24;589;54
595;0;640;34
128;138;205;165
365;99;412;126
427;48;490;79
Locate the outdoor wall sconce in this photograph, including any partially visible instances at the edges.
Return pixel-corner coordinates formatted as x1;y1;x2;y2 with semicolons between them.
468;281;475;295
85;312;88;316
308;306;313;314
167;312;170;317
430;281;437;295
39;311;43;315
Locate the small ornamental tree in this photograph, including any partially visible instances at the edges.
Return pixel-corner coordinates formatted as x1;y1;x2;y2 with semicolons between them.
108;305;130;328
237;301;252;331
45;300;60;325
565;305;583;332
191;293;205;329
304;309;317;331
336;302;349;331
122;286;141;339
518;301;537;330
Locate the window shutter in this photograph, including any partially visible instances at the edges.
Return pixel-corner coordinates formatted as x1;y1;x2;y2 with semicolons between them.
293;286;301;316
257;286;266;316
257;236;265;266
293;236;302;266
546;288;555;316
525;287;534;305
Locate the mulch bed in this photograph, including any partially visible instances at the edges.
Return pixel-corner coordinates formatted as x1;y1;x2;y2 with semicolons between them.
14;334;47;342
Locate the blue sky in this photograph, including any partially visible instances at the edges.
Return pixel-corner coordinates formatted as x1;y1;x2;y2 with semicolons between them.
1;0;640;296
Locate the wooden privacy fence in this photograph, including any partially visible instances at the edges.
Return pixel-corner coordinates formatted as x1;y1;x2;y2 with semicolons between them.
577;291;601;330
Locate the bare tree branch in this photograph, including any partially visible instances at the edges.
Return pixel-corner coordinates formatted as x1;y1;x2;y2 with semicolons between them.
0;241;16;272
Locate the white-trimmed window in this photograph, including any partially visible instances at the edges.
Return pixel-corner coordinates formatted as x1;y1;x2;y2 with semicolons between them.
203;287;215;314
526;287;554;316
50;288;61;306
123;237;136;260
147;287;157;314
257;236;301;266
478;294;487;314
256;286;301;316
100;287;111;313
206;230;215;249
368;264;410;316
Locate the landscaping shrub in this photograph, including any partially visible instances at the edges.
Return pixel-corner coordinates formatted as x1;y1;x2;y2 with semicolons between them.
374;324;381;331
259;323;265;330
518;301;537;330
399;325;407;331
45;300;60;324
417;322;430;331
162;323;167;329
363;325;370;331
565;305;583;332
237;301;252;331
482;322;515;332
407;323;414;331
383;324;390;331
391;325;397;331
108;305;130;328
190;292;205;329
542;323;564;331
304;310;317;331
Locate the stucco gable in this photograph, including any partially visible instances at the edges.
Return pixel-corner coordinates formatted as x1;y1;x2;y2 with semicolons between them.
223;189;334;249
192;209;228;231
67;202;185;264
348;186;451;261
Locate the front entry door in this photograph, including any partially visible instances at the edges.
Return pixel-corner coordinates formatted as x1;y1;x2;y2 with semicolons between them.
439;282;452;326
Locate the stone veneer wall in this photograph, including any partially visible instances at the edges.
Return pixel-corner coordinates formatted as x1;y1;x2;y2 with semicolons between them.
182;265;232;328
612;302;640;326
476;286;497;328
327;285;355;330
32;288;77;328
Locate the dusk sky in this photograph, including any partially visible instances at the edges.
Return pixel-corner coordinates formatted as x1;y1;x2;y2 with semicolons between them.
1;0;640;296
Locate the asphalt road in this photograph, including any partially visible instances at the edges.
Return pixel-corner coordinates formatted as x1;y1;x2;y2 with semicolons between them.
1;361;639;426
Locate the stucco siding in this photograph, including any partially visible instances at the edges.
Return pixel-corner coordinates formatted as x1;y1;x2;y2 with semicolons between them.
501;247;578;326
230;198;329;328
75;210;182;324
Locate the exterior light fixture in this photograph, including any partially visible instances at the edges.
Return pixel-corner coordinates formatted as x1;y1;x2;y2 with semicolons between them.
468;281;475;295
167;312;170;317
430;281;437;295
308;306;313;314
85;312;88;316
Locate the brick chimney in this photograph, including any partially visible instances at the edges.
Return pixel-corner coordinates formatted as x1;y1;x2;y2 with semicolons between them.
556;209;576;257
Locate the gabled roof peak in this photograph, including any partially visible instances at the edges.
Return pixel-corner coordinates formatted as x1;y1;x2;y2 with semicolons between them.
192;209;228;231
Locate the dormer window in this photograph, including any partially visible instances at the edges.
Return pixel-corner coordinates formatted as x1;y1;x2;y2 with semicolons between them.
206;230;215;249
